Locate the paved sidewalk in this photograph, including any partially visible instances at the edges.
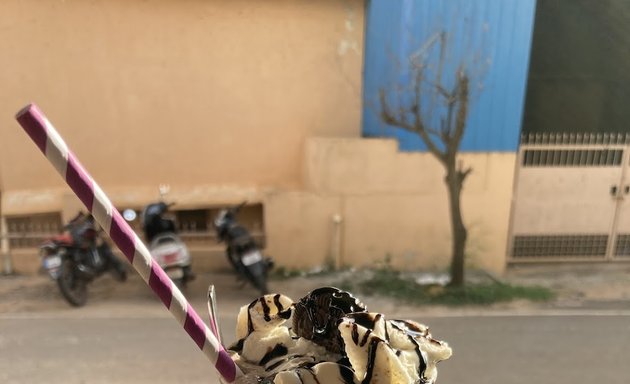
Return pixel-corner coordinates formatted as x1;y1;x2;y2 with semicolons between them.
504;262;630;309
1;263;630;317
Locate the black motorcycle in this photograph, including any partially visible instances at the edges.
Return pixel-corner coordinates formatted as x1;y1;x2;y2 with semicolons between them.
39;213;127;307
213;202;273;295
140;201;195;288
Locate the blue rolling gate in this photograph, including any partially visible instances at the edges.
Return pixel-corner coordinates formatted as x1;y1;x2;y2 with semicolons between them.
362;0;536;152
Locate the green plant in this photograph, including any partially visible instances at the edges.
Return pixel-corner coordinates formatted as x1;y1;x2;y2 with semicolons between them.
429;282;554;305
339;268;554;306
269;266;302;280
269;263;344;281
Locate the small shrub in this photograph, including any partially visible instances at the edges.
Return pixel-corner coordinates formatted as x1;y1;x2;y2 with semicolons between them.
269;266;302;280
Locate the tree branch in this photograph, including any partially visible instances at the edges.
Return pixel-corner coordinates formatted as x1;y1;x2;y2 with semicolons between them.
458;167;473;182
443;102;455;139
429;81;451;100
425;126;442;137
456;159;473;183
452;70;470;148
379;89;446;163
379;89;416;132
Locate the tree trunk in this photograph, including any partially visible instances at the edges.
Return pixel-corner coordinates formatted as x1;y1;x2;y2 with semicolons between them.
445;165;467;287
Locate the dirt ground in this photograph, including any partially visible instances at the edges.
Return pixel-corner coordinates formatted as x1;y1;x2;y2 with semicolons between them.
0;269;428;317
2;262;630;316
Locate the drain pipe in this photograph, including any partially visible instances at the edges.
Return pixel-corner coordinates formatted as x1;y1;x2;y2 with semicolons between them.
331;214;343;270
1;216;12;275
0;179;10;275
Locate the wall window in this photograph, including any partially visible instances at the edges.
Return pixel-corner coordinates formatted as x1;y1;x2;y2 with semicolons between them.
6;212;62;248
176;203;266;248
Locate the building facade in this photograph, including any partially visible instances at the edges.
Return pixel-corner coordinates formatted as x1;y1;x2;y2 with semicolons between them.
0;0;540;275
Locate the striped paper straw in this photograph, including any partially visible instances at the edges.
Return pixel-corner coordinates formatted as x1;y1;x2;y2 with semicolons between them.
15;104;242;383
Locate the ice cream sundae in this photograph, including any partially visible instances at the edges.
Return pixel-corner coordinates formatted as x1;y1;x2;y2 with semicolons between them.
226;287;452;384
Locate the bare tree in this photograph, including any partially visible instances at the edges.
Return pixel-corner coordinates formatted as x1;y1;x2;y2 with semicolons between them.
379;32;474;287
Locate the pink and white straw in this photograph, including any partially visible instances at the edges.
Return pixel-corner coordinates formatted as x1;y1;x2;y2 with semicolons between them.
16;103;242;383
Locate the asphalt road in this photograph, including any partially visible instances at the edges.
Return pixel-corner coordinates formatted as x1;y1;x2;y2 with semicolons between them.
2;312;630;384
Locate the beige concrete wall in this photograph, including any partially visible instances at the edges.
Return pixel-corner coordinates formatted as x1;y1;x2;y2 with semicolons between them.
4;137;515;276
263;138;516;274
0;0;364;211
264;191;343;269
0;1;515;276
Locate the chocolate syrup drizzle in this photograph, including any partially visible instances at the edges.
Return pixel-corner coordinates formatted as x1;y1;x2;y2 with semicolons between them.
244;294;293;336
293;287;367;354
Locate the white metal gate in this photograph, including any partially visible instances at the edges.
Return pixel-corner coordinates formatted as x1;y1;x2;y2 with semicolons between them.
508;133;630;262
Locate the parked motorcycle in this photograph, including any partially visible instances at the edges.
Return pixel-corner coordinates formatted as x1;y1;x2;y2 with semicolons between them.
213;202;273;295
139;201;194;288
39;212;127;307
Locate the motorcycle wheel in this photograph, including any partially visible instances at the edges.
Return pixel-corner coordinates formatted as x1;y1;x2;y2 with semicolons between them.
226;250;241;275
57;259;88;307
110;264;127;282
245;264;269;295
173;277;186;290
179;265;195;289
165;267;188;291
251;274;269;295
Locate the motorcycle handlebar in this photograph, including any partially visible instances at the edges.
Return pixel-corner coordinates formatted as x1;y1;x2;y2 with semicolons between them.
231;200;247;213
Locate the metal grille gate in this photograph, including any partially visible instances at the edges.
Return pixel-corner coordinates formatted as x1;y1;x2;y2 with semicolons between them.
508;133;630;262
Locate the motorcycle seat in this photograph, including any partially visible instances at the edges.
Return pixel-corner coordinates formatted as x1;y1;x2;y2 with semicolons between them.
52;233;74;246
231;234;255;247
